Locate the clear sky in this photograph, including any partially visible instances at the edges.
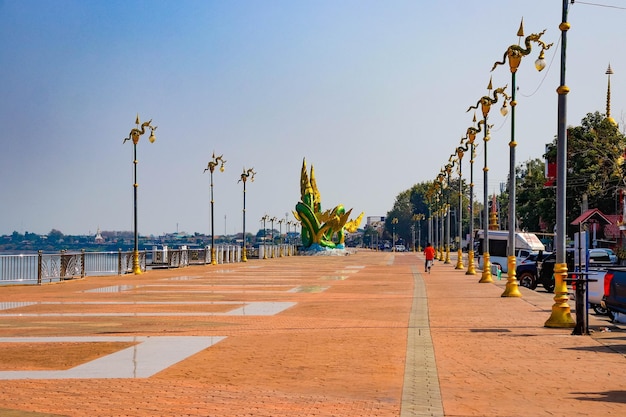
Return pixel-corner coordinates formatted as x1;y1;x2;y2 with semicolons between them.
1;0;625;237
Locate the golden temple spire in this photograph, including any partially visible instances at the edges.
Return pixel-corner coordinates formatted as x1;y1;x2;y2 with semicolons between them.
606;64;617;126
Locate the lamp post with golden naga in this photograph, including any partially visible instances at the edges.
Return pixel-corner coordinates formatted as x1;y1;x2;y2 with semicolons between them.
391;217;399;251
238;167;255;262
492;19;552;297
444;162;454;264
123;115;157;275
546;0;575;328
278;218;285;257
454;141;469;270
435;174;446;261
412;214;425;252
462;115;483;275
270;217;277;257
204;153;226;265
261;215;269;259
467;78;510;283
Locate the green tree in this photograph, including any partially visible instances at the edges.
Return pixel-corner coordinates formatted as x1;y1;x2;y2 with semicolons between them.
515;158;556;232
48;229;64;243
544;111;625;225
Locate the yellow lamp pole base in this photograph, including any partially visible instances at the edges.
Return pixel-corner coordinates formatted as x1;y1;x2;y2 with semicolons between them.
545;262;576;328
211;247;217;265
444;246;451;264
242;249;248;262
465;250;476;275
501;255;522;297
438;246;444;261
132;251;142;275
479;252;493;283
455;249;464;269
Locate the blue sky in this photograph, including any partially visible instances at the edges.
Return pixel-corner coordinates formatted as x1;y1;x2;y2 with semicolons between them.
1;0;625;236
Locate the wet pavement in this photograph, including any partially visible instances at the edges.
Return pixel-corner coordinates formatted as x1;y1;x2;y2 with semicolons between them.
0;251;625;416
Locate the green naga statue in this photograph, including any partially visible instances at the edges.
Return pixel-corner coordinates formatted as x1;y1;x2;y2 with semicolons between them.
294;158;364;250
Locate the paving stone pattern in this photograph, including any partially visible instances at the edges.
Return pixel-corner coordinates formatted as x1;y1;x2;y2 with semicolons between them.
0;251;625;416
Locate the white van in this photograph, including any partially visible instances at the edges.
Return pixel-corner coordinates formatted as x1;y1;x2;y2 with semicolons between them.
476;230;546;273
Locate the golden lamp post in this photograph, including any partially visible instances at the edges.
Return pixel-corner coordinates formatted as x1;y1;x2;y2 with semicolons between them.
270;216;277;257
238;167;255;262
204;153;226;265
438;172;447;262
443;163;453;264
432;182;441;261
435;176;445;261
261;214;269;259
546;0;575;329
467;78;510;283
391;217;399;251
412;214;425;252
123;115;157;275
463;115;483;275
492;19;552;298
278;218;285;257
454;143;467;270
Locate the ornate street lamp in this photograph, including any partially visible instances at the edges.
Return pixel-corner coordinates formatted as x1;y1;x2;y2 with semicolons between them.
123;115;156;275
238;167;255;262
261;215;269;259
391;217;398;251
436;173;446;261
454;143;467;270
433;184;441;260
270;217;277;257
463;115;483;275
546;0;575;328
443;162;454;264
412;214;425;252
278;218;285;257
204;152;226;265
492;19;552;298
467;78;510;283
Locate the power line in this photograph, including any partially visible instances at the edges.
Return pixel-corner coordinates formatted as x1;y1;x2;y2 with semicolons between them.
574;1;626;10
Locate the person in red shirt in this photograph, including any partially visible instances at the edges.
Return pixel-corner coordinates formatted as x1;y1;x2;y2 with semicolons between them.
424;243;436;273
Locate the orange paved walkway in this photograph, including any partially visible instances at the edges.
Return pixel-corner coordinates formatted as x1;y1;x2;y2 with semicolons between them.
0;251;624;416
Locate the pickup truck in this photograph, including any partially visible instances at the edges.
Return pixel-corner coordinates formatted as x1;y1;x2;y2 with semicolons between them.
603;267;626;318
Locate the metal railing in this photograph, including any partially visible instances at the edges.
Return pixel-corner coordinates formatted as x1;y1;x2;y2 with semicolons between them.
0;244;297;285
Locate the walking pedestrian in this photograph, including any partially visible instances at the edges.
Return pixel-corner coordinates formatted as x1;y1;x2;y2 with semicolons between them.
424;242;436;273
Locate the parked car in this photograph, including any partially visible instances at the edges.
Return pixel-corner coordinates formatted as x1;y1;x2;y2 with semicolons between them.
537;249;575;293
570;268;610;315
587;248;617;266
516;251;552;290
602;267;626;319
590;248;618;265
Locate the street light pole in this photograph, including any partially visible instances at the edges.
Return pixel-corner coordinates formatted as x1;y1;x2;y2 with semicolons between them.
463;116;481;275
492;19;552;298
546;0;575;328
204;153;226;265
123;115;156;275
270;217;277;257
467;78;509;283
444;164;453;264
455;144;467;270
278;218;284;257
238;167;255;262
261;214;269;259
412;214;424;252
391;217;398;251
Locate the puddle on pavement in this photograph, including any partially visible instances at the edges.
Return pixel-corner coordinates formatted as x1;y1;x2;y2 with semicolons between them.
320;275;347;280
288;286;329;293
84;285;139;293
0;336;225;379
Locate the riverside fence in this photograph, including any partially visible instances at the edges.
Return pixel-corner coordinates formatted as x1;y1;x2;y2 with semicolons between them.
0;244;296;285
